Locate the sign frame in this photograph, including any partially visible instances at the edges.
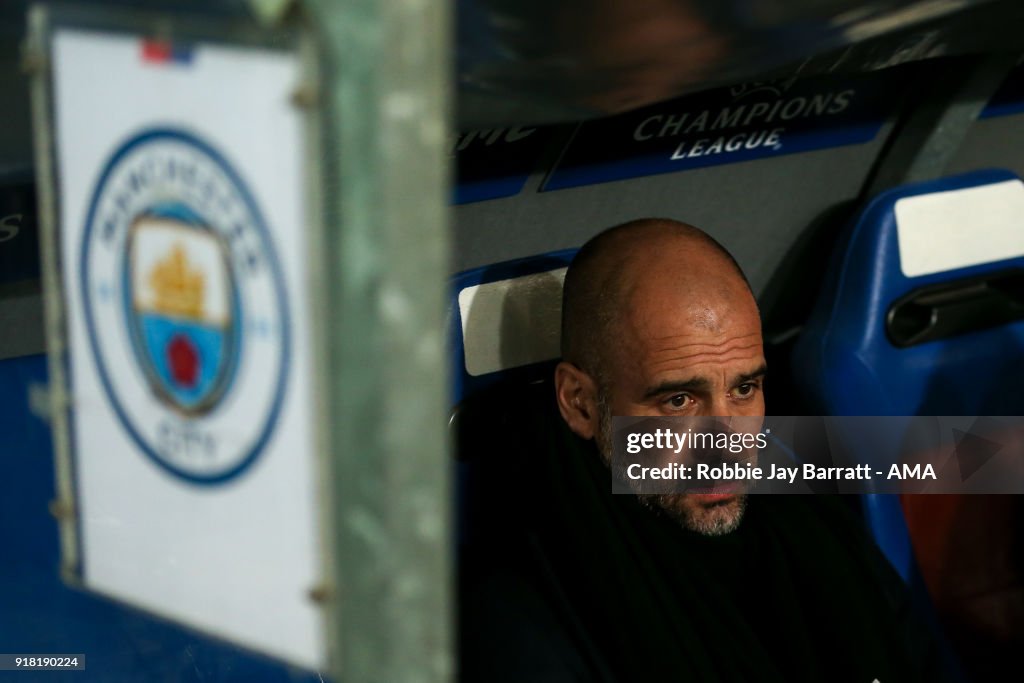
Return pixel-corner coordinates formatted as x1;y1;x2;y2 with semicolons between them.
27;3;336;671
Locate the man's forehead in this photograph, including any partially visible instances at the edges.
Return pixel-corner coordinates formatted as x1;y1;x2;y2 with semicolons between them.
612;294;763;380
641;332;763;369
623;290;760;337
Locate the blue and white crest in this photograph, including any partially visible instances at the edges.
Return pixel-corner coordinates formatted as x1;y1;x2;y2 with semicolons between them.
126;203;238;414
81;129;289;484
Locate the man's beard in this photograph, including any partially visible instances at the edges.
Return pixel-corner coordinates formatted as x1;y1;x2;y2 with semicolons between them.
639;490;748;536
594;390;748;537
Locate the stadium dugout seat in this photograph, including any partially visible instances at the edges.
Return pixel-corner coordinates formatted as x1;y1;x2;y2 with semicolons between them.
791;168;1024;679
449;249;577;404
448;249;576;544
792;168;1024;576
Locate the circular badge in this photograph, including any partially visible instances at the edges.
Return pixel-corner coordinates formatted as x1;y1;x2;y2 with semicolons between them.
81;129;290;484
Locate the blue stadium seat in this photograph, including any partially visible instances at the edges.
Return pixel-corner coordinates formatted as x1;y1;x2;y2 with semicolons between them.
449;249;576;546
449;249;577;405
792;168;1024;580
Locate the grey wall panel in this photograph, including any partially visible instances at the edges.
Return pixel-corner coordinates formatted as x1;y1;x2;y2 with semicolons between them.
947;114;1024;177
0;281;43;360
454;121;895;297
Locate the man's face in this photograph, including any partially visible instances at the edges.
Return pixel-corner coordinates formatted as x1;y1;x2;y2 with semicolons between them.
595;274;765;536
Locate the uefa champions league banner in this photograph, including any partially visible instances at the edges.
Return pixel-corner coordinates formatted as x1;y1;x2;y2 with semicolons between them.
543;68;910;191
453;126;558;204
34;16;327;670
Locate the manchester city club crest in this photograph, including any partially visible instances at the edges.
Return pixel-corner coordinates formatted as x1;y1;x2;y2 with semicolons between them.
80;129;289;484
127;203;238;414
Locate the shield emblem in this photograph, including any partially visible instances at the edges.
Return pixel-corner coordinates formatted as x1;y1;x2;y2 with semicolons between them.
126;203;238;415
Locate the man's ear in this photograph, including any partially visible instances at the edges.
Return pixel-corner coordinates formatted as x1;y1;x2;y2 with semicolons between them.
554;361;600;440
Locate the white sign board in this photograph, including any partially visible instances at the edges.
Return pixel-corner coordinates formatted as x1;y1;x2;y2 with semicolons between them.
49;27;326;669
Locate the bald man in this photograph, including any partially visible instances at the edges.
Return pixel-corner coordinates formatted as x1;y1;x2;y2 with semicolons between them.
555;219;763;537
459;219;956;683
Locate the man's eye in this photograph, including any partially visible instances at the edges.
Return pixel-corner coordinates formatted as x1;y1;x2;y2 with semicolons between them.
667;394;690;408
734;383;758;398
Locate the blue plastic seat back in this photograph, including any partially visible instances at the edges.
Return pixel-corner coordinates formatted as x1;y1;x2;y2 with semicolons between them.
450;249;577;545
449;249;577;405
794;168;1024;417
793;168;1024;580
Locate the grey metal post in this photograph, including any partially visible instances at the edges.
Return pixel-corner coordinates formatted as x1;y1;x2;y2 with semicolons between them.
302;1;452;682
865;54;1019;197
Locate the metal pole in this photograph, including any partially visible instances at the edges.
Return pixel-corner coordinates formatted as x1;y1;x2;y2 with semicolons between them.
865;53;1019;197
303;1;452;682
